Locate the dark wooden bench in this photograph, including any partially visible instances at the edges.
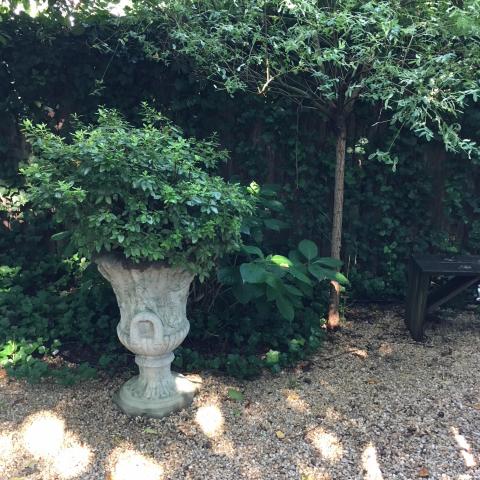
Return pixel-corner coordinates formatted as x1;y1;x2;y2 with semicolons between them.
405;254;480;340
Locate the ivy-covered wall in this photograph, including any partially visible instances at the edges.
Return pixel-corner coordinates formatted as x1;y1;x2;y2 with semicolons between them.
2;14;480;300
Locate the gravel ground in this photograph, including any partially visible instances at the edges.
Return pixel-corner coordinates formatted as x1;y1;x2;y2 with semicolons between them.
0;305;479;480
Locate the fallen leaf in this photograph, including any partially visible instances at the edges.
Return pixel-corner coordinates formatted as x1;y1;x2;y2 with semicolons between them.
143;427;157;434
275;430;286;439
349;348;368;359
418;467;430;477
378;343;394;355
227;388;244;401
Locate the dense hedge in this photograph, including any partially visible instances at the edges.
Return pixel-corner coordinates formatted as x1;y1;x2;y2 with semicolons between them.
3;14;479;296
1;14;479;379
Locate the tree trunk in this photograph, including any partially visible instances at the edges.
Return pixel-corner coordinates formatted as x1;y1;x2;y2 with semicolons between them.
327;115;347;330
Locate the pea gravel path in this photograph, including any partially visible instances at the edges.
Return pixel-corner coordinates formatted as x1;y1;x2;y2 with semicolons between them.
0;305;479;480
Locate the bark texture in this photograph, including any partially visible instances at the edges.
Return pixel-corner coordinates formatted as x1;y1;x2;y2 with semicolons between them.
327;116;347;330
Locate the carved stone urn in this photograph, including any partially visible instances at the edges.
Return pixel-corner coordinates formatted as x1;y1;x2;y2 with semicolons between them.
96;254;197;418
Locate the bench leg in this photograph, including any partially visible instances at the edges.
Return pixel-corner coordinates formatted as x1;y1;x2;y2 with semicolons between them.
406;262;430;341
427;275;480;313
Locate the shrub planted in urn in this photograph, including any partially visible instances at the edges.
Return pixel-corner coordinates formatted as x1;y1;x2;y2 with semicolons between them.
22;106;254;417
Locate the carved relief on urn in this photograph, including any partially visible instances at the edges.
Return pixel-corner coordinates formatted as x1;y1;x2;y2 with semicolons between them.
96;254;198;418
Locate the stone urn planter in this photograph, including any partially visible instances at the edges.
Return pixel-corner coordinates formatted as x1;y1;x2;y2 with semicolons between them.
96;255;197;418
23;106;254;418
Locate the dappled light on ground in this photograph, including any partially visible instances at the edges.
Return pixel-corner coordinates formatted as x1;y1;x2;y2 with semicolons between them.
0;435;15;477
211;436;236;457
323;406;342;422
1;308;479;479
21;410;92;479
305;427;343;463
108;447;164;480
195;404;224;437
451;427;477;468
284;389;310;412
22;411;65;458
0;432;13;457
239;464;268;479
361;443;384;480
194;399;234;456
53;444;93;479
298;464;332;480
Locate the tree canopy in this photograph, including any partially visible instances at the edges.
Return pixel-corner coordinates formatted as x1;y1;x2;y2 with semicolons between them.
162;0;480;161
145;0;480;326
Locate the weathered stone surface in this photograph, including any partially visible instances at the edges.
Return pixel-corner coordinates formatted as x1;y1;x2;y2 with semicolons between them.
96;254;197;417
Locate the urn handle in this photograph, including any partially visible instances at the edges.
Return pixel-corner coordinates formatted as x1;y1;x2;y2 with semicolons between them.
130;311;163;351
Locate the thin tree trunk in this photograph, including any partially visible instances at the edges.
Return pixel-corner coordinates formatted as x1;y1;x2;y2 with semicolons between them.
327;115;347;330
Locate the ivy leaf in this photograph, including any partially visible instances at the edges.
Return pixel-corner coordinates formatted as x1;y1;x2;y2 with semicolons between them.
288;266;313;285
308;264;335;281
270;255;293;268
266;285;277;301
217;266;238;285
265;349;280;365
240;263;266;283
232;284;263;303
265;274;285;292
263;218;288;231
313;257;343;269
298;240;318;261
263;199;284;211
308;264;349;285
51;231;70;241
227;388;244;401
333;272;349;285
284;284;303;296
275;295;294;321
288;250;303;263
241;245;264;258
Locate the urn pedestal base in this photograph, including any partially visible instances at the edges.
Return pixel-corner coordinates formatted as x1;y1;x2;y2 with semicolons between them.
113;372;198;418
95;255;197;419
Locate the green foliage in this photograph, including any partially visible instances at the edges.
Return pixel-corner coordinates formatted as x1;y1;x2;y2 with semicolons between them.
2;8;475;249
0;337;97;386
22;106;255;277
233;239;345;321
0;182;329;380
227;388;244;401
172;189;333;378
166;0;480;159
1;10;480;382
0;192;121;383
